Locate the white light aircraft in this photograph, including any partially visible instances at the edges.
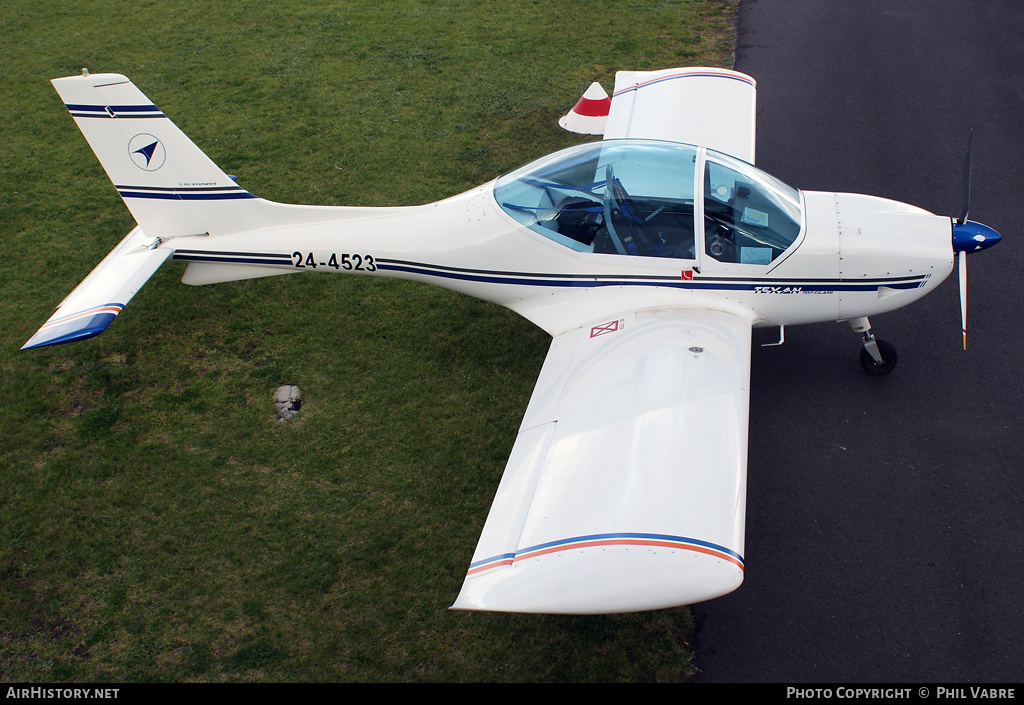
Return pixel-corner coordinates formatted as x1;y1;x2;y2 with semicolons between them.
25;67;1001;613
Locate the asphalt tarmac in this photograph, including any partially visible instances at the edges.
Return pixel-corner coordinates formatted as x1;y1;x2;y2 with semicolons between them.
689;0;1024;683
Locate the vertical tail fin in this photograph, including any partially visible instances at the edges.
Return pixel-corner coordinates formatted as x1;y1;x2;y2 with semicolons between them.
52;72;257;239
25;72;263;350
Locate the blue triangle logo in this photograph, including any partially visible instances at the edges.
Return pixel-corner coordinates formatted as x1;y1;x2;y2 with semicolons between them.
133;141;159;166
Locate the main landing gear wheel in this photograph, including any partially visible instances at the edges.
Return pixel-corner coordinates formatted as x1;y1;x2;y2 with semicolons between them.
859;339;897;376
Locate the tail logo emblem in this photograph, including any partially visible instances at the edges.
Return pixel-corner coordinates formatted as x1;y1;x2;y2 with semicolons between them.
128;133;166;171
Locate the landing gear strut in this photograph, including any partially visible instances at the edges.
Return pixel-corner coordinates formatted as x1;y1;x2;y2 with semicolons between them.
848;317;897;376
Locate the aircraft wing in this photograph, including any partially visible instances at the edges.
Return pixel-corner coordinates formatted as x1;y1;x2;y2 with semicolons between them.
452;307;753;613
560;67;757;163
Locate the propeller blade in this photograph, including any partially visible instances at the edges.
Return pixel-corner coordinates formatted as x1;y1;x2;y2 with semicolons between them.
957;129;973;225
959;249;967;350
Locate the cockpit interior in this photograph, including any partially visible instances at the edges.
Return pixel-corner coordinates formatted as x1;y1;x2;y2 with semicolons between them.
494;140;803;266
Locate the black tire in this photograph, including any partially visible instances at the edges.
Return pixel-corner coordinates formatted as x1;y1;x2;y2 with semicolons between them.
859;339;897;376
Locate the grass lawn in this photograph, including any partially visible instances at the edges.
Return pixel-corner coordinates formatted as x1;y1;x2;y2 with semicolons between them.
1;0;739;682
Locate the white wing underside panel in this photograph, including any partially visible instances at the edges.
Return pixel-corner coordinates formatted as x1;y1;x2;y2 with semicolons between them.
604;67;757;163
453;307;753;614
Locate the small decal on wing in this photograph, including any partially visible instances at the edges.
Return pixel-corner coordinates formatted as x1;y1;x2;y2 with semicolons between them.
590;319;625;338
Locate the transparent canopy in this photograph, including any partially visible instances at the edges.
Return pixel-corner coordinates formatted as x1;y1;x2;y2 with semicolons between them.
494;139;803;265
703;149;803;264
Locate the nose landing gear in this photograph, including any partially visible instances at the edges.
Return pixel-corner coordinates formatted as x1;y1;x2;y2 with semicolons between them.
848;317;897;376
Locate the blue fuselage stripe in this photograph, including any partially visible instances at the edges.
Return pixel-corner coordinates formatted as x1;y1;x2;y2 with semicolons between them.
168;252;926;293
374;262;925;292
172;254;291;266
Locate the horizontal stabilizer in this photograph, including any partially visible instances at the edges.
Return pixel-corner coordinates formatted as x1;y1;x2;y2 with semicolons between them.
22;227;171;349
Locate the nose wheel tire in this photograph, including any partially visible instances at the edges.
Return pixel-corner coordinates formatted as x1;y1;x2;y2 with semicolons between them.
859;339;897;376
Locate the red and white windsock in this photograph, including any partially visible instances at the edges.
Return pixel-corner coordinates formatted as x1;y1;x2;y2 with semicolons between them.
558;82;611;135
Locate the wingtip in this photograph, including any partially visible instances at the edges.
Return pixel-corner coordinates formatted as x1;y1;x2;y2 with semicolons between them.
452;542;744;614
22;324;111;350
22;305;123;351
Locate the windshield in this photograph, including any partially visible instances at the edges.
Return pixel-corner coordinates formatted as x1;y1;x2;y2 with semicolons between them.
494;140;698;260
703;149;803;264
